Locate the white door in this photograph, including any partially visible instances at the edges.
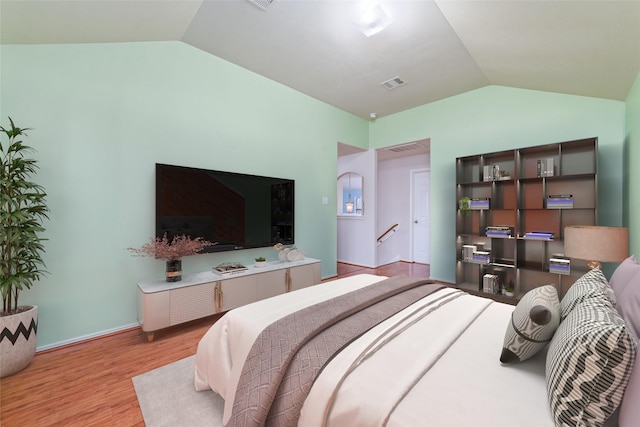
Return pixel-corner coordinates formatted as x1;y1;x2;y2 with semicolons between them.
411;169;430;264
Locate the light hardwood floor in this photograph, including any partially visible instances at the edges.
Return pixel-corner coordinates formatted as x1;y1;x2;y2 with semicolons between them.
0;262;430;427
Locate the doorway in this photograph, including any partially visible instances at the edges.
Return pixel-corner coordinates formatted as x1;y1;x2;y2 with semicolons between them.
337;139;430;268
411;168;430;264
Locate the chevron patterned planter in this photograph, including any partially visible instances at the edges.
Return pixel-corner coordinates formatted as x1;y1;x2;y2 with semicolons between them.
0;305;38;378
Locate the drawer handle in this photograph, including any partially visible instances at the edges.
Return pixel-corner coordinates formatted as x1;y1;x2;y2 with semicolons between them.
285;269;291;292
214;282;223;312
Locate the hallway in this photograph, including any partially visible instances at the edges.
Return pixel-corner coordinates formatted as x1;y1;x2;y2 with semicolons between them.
331;261;431;281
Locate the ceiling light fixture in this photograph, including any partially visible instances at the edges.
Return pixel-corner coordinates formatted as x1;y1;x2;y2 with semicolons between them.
354;3;391;37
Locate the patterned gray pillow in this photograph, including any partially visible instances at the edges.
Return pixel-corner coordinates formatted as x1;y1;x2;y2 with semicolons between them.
500;285;560;364
546;297;637;426
561;268;616;320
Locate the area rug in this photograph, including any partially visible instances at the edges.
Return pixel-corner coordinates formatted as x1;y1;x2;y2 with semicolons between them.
132;355;224;427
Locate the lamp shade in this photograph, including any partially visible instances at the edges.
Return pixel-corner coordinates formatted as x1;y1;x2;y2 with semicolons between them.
564;226;628;266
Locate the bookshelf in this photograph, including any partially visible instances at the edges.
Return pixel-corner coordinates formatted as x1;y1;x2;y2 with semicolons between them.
455;138;597;300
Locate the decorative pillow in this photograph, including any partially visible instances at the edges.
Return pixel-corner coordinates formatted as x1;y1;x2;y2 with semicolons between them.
546;297;637;427
500;285;560;364
619;351;640;427
613;274;640;342
609;255;640;297
560;268;615;320
609;255;640;342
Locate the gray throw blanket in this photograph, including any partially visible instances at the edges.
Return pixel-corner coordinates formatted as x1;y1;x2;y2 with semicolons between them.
227;275;444;427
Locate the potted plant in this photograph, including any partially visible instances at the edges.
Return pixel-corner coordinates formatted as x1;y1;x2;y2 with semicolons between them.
254;256;267;268
458;196;470;216
0;117;49;378
128;234;216;282
504;280;515;297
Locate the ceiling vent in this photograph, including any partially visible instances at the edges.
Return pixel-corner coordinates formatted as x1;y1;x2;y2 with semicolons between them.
381;76;406;90
385;142;420;153
247;0;274;10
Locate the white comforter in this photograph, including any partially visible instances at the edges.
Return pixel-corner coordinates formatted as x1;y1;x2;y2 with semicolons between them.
195;274;388;423
195;274;554;426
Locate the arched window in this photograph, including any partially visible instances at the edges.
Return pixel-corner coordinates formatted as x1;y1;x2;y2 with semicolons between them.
337;172;363;216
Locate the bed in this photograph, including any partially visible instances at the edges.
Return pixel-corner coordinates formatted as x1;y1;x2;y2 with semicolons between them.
194;264;640;427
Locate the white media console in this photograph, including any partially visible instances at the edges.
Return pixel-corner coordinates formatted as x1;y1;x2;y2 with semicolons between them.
137;258;321;341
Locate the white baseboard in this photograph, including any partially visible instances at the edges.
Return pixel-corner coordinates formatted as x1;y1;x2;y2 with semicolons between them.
429;275;455;286
337;259;419;269
336;259;377;268
36;322;140;353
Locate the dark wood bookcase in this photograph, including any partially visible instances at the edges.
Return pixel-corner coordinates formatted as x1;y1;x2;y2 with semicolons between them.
455;138;597;300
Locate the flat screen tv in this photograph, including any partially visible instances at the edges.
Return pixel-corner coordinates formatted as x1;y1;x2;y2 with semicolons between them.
155;163;294;253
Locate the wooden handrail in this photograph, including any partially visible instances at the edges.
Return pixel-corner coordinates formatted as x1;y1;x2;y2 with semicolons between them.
377;223;399;243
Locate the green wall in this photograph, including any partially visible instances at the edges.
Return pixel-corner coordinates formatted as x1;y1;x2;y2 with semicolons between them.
0;42;367;348
626;73;640;255
1;40;635;350
369;86;626;283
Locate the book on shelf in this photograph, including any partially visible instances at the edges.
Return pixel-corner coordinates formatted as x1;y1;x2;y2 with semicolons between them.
486;233;511;239
549;256;570;275
486;226;512;231
483;165;493;182
483;274;500;294
462;244;477;262
524;230;554;239
546;194;574;209
486;231;511;237
545;158;555;177
472;250;490;264
537;158;555;177
549;258;571;274
482;164;511;181
549;266;570;275
212;262;248;275
485;225;513;238
470;198;490;210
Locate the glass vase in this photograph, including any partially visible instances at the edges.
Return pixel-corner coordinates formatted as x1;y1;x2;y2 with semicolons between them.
166;259;182;282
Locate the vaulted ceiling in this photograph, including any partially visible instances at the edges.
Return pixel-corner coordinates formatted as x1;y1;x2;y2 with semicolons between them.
2;0;639;120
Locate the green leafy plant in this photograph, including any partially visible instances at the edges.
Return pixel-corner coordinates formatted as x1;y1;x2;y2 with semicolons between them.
255;257;266;262
0;117;49;315
458;196;470;216
505;280;515;295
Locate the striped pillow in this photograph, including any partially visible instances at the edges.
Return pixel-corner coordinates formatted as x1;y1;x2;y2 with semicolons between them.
546;297;636;426
560;268;615;320
500;285;560;364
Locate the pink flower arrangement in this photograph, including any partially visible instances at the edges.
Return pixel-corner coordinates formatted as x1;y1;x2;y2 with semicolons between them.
128;234;216;261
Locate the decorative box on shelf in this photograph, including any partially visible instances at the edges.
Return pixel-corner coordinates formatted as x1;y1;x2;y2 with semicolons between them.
546;194;573;209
